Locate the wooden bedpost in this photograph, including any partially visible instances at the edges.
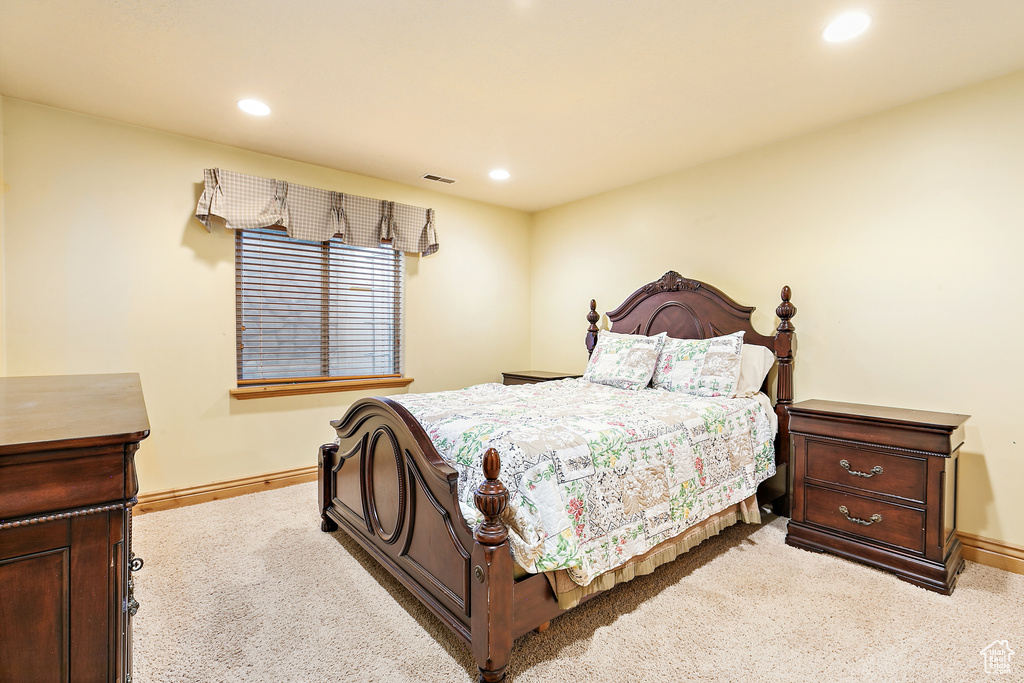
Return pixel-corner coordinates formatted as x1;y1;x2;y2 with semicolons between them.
471;448;513;683
585;299;600;357
318;443;339;532
772;286;797;516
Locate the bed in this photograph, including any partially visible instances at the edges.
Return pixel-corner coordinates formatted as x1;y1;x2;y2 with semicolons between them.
318;271;796;682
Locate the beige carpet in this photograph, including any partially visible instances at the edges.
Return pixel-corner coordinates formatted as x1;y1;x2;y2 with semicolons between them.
132;483;1022;682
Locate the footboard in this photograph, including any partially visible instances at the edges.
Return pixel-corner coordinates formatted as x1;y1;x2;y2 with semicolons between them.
320;397;516;681
319;397;480;642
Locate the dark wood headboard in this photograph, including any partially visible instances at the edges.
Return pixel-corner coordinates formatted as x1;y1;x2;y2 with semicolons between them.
584;270;797;513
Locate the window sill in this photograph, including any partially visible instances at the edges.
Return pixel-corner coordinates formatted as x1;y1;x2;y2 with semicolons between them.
230;376;414;400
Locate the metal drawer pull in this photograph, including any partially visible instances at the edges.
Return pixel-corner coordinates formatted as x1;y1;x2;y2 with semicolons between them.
839;505;882;526
127;551;143;617
839;459;883;477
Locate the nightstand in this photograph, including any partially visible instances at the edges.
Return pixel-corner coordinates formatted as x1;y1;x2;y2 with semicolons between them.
785;399;969;594
501;371;582;386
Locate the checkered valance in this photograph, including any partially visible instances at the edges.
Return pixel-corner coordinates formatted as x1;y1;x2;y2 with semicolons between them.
195;168;438;256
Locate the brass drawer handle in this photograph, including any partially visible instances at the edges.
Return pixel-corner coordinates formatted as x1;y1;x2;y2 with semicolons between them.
839;505;882;526
127;551;143;618
839;459;883;478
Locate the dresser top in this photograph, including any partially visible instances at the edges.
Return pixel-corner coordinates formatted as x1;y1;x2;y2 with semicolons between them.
0;374;150;455
790;399;969;431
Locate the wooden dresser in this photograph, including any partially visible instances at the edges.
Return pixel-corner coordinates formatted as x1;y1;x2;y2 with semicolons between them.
501;370;582;385
785;399;969;594
0;374;150;682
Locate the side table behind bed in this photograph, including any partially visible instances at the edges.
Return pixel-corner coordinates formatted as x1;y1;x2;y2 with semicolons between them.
501;371;582;385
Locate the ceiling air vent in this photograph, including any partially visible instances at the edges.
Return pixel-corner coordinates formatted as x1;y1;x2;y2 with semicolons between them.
421;174;457;184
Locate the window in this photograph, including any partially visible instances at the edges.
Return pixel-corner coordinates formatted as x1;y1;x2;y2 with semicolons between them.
231;226;411;398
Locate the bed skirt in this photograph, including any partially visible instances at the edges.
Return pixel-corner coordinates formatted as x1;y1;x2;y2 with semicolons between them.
534;495;761;610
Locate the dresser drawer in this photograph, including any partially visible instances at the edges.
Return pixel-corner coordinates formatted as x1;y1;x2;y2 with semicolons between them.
0;448;126;519
805;439;927;502
804;485;925;555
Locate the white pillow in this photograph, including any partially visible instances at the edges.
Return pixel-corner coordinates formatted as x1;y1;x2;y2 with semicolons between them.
652;332;745;397
583;331;667;390
735;344;777;397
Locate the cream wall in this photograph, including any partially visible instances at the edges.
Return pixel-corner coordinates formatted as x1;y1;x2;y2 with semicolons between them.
530;70;1024;547
0;99;6;376
4;70;1023;548
0;99;532;494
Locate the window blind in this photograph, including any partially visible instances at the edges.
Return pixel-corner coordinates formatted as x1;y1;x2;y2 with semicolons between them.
235;226;403;384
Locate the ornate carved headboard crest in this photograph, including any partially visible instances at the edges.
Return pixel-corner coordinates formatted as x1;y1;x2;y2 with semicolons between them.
642;271;701;294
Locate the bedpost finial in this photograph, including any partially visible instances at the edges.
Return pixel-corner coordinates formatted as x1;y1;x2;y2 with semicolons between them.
586;299;601;357
474;448;509;546
482;448;501;481
776;286;796;331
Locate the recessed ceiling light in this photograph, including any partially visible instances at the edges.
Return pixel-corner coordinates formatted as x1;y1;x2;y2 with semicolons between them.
489;169;511;180
237;98;271;116
823;11;871;42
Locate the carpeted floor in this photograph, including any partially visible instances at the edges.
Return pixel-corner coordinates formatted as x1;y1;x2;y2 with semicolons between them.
132;483;1022;682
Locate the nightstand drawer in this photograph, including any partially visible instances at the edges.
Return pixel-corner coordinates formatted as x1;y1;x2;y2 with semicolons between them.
804;485;925;555
805;439;927;503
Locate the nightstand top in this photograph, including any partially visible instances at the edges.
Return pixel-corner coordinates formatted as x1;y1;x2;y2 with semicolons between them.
501;370;582;381
790;399;969;431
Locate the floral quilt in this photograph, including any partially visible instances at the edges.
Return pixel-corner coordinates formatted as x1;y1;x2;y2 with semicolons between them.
393;379;776;586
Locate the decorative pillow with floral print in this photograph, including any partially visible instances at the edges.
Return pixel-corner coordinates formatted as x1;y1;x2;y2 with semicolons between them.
652;331;745;397
583;331;667;390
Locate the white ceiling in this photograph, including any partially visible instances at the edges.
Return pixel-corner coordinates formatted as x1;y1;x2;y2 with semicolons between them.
2;1;1024;212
